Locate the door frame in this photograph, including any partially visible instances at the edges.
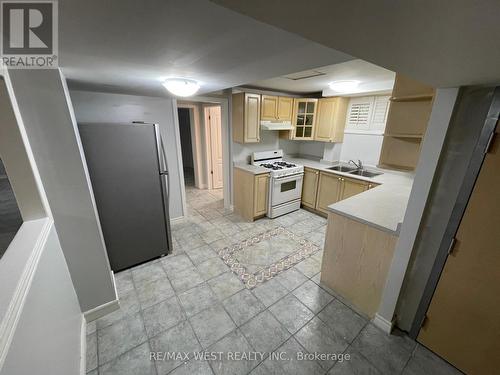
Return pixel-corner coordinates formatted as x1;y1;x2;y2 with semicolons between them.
172;94;232;215
409;87;500;338
204;105;223;190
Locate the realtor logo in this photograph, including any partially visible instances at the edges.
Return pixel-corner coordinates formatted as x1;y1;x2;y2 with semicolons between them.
1;1;58;68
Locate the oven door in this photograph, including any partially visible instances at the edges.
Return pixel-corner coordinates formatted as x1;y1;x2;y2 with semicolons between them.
271;173;304;207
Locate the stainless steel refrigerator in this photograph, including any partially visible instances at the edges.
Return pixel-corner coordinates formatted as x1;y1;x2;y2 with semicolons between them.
78;122;172;271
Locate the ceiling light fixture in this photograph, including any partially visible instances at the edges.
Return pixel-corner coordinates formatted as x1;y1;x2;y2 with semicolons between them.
162;78;200;97
328;80;360;93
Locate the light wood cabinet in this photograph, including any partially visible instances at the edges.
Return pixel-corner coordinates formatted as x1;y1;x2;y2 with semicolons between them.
301;167;320;208
314;97;349;142
304;169;377;215
277;97;293;121
316;172;343;214
232;92;261;144
233;167;269;221
292;98;318;140
261;95;278;121
261;95;293;122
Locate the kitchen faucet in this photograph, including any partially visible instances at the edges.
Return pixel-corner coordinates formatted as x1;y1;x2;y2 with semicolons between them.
349;159;363;170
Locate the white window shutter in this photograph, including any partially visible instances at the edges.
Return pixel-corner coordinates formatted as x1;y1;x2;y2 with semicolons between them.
371;95;390;131
346;97;373;130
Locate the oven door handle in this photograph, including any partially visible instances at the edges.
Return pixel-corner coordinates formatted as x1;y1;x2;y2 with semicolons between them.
273;173;304;183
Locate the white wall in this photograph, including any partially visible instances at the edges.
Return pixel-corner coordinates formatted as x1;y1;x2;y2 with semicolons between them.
1;225;82;375
70;90;184;219
339;133;384;166
232;130;281;163
8;70;116;313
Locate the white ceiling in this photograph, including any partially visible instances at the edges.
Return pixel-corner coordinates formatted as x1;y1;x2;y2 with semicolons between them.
248;59;395;96
211;0;500;88
59;0;353;96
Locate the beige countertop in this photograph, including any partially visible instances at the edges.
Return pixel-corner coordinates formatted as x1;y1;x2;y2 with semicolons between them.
285;157;414;235
233;162;270;175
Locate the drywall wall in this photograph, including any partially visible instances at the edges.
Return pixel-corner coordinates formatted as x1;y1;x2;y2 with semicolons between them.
375;88;459;331
395;86;495;331
8;70;116;312
339;133;384;166
232;130;281;163
0;225;82;375
69;90;184;219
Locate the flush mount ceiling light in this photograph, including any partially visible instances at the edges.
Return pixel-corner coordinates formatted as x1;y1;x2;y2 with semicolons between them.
328;80;360;93
162;78;200;97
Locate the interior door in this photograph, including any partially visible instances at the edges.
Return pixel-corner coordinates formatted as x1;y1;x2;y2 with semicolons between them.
207;106;223;189
418;124;500;375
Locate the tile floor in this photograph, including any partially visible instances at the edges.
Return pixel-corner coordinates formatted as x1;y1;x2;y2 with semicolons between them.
86;186;462;375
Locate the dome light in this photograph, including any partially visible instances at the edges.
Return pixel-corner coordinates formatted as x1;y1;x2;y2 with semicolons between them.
162;78;200;97
328;80;360;93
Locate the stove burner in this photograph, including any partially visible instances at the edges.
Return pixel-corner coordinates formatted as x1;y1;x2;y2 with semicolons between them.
276;162;296;168
260;163;283;170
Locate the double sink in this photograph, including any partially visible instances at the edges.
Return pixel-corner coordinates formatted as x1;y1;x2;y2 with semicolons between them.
327;165;382;178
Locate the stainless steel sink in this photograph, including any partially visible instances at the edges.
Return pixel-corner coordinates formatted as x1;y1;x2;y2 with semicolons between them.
349;169;382;178
328;165;357;173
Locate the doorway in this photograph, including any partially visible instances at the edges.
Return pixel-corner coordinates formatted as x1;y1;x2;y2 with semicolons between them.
177;108;196;187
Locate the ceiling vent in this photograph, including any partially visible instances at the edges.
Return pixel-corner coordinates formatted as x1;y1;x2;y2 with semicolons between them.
282;70;326;81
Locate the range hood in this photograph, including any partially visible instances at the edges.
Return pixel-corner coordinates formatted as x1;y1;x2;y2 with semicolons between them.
260;121;293;131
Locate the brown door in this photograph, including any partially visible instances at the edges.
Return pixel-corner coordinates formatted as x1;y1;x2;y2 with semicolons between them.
418;124;500;375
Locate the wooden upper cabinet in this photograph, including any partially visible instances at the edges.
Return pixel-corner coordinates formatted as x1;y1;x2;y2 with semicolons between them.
261;95;278;121
314;97;349;143
301;167;320;209
292;98;318;140
277;97;293;121
261;95;293;121
232;92;261;144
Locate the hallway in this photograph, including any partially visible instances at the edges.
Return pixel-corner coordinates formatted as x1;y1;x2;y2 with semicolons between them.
85;187;460;375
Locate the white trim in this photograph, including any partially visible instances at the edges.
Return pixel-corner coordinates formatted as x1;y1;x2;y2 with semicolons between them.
0;218;52;370
80;315;86;375
170;216;185;224
83;298;120;322
372;313;394;334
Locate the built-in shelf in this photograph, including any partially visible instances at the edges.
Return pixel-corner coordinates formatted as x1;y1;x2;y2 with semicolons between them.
384;133;424;139
390;94;434;102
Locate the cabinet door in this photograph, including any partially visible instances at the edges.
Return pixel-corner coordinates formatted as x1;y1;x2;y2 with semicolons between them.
302;168;319;208
277;97;293;121
245;93;261;143
293;99;317;140
341;177;368;200
261;95;278;121
316;172;342;214
314;97;348;142
254;173;269;216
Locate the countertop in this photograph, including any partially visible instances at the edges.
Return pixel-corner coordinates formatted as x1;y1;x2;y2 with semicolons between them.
285;157;414;235
234;162;270;175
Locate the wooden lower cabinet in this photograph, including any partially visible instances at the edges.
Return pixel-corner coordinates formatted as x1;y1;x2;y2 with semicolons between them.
316;172;343;214
301;167;320;208
321;212;398;317
233;167;269;221
342;177;369;200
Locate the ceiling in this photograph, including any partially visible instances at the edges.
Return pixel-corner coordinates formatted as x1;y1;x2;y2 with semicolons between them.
211;0;500;88
247;59;395;96
59;0;353;96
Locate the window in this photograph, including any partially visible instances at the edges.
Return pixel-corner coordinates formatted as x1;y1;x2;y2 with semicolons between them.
345;95;390;134
0;157;23;258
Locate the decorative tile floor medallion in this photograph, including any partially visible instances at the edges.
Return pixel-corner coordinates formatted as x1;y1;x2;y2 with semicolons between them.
215;226;320;288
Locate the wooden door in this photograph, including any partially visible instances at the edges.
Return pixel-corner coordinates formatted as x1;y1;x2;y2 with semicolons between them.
261;95;278;120
254;174;269;216
245;93;260;143
277;97;293;121
341;177;368;200
418;125;500;375
207;106;223;189
302;167;319;208
316;172;342;214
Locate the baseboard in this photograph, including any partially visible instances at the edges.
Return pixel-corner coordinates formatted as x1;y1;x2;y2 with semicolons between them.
170;216;184;224
372;313;394;334
80;314;86;375
84;298;120;322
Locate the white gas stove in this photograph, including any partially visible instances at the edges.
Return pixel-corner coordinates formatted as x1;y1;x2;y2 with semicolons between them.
251;150;304;218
